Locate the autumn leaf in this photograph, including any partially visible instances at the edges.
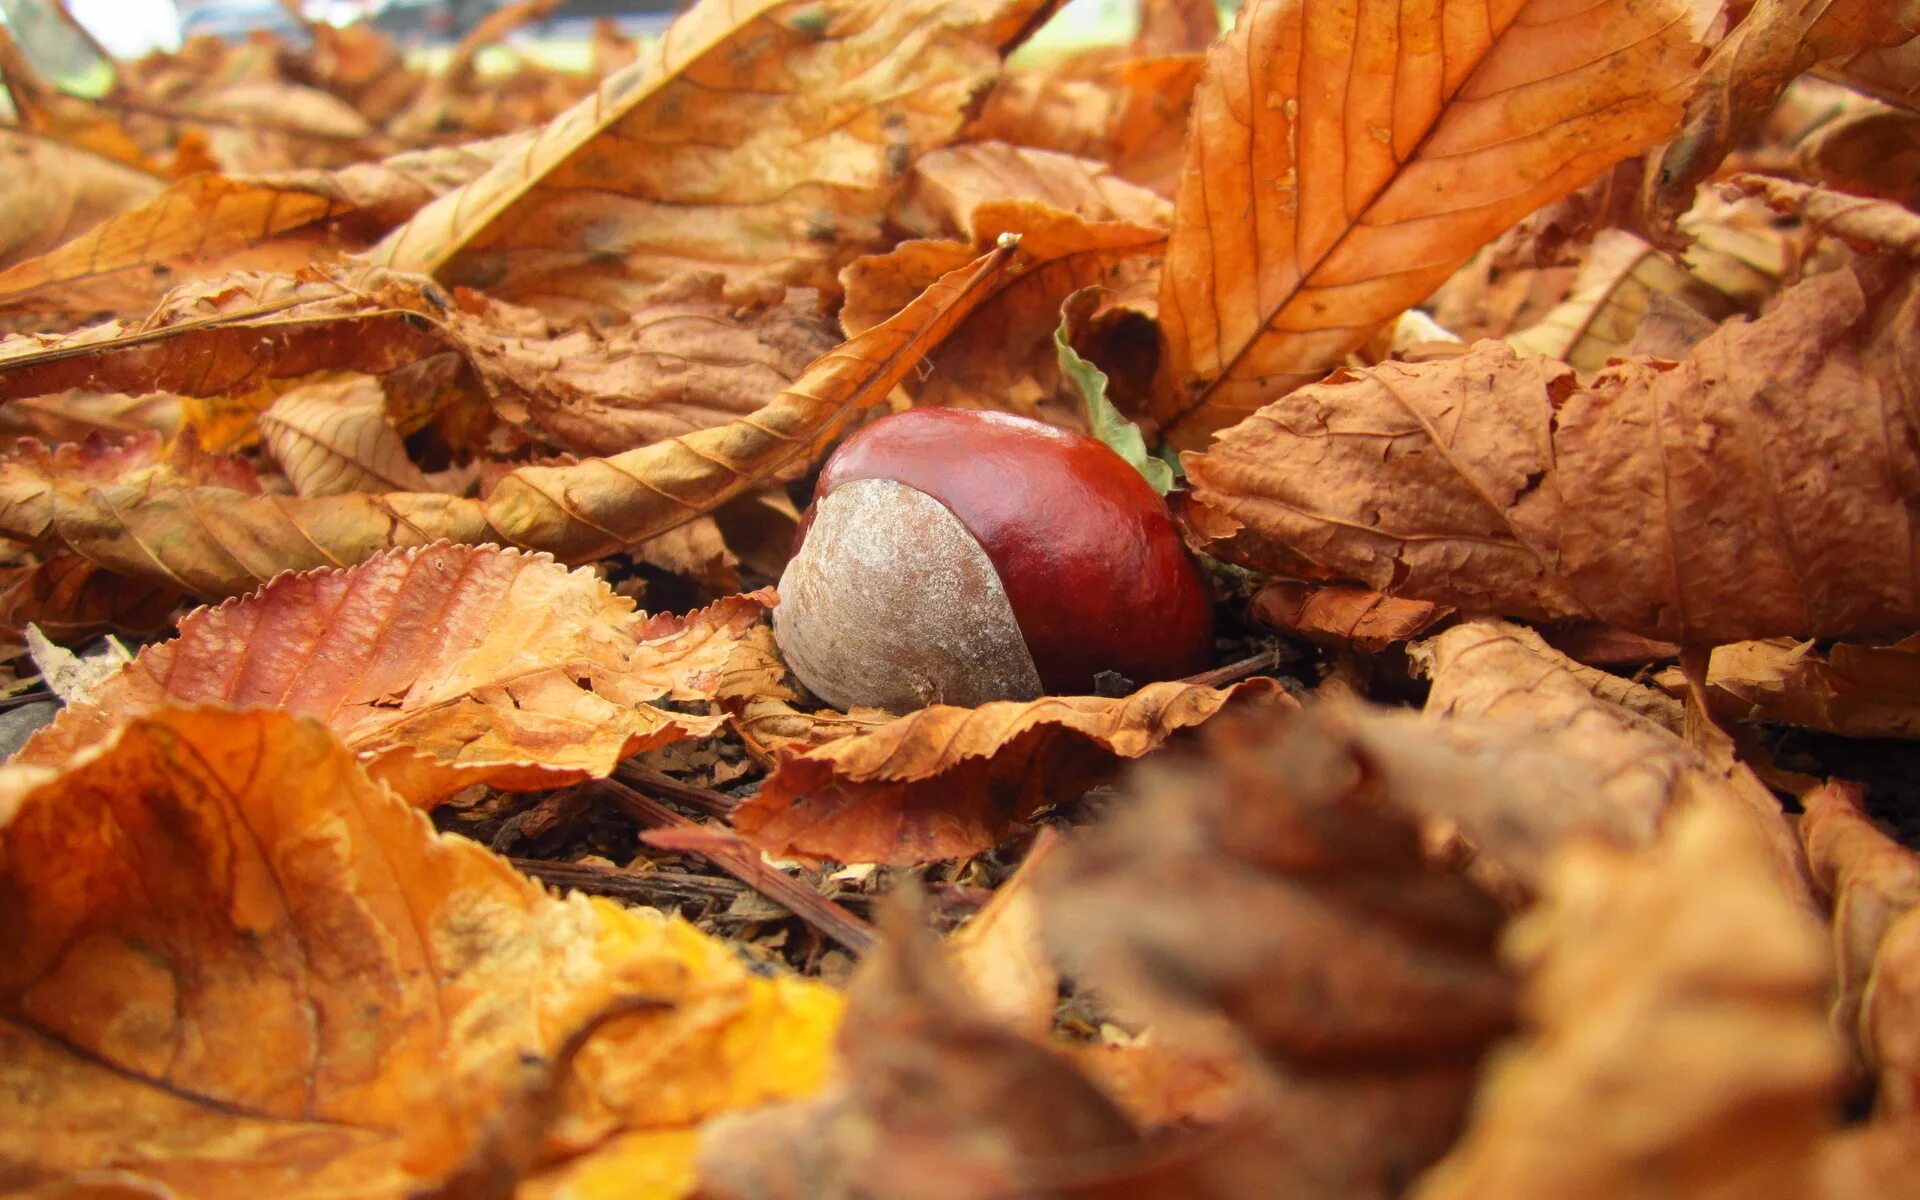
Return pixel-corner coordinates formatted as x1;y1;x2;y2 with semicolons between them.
13;543;769;805
1503;229;1734;370
730;677;1287;864
1183;266;1920;645
1248;581;1453;653
1410;791;1841;1200
0;242;1018;598
0;706;840;1198
1153;0;1709;446
893;142;1172;241
368;0;1061;314
259;374;434;495
0;130;163;273
1681;636;1920;740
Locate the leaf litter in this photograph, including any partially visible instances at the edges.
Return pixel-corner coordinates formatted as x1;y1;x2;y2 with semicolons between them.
0;0;1918;1195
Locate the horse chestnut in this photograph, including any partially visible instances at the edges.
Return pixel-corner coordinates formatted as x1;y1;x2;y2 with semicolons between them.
773;408;1213;712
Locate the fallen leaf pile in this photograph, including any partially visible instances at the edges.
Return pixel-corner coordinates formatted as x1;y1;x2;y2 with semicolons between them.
3;0;1920;1195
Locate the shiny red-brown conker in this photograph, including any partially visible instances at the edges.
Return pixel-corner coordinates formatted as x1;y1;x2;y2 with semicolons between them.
789;407;1213;699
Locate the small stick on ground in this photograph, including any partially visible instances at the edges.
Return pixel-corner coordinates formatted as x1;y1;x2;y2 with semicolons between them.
1181;644;1284;689
614;761;742;817
511;858;745;907
599;778;876;955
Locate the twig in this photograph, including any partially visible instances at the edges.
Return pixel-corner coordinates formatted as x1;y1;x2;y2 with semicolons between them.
1180;645;1283;689
510;857;744;906
613;761;742;817
598;778;876;954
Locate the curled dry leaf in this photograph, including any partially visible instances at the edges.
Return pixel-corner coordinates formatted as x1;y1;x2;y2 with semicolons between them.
1801;781;1920;1112
947;830;1064;1036
893;142;1172;241
13;543;769;806
841;200;1164;424
1684;636;1920;739
1795;109;1920;210
965;55;1208;198
0;138;513;319
1503;230;1734;371
1153;0;1708;446
0;131;163;272
730;677;1288;864
1737;172;1920;257
1410;792;1840;1200
458;273;838;457
698;901;1151;1200
1184;267;1920;646
1647;0;1918;236
1039;707;1517;1200
1248;581;1453;654
712;623;895;766
260;374;433;496
0;706;840;1198
0;242;1018;598
369;0;1057;314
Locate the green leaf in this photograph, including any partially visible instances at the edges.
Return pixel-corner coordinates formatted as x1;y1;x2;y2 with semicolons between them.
1054;317;1173;495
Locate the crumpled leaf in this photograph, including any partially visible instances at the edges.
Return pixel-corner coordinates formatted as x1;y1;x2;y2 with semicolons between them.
965;55;1207;197
1153;0;1709;446
1801;781;1920;1111
1504;230;1734;371
1410;791;1840;1200
1795;108;1920;210
0;130;163;272
458;273;838;457
1249;581;1453;654
1738;172;1920;256
893;141;1171;241
699;901;1150;1200
842;201;1164;425
369;0;1058;314
1684;636;1920;739
0;242;1017;598
730;677;1288;864
948;831;1063;1036
259;374;433;496
13;543;770;806
712;623;896;766
1184;267;1920;646
0;706;840;1199
1039;706;1518;1200
0;138;513;319
1648;0;1919;235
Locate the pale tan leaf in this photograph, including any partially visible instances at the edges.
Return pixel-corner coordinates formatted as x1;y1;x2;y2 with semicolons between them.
947;830;1063;1036
1409;792;1840;1200
1154;0;1709;446
893;142;1171;241
13;544;770;805
1648;0;1918;234
1183;267;1920;645
0;243;1018;598
0;706;840;1198
369;0;1057;314
1686;636;1920;739
1248;581;1452;654
1801;780;1920;1112
0;130;162;272
1504;230;1734;371
1736;172;1920;256
259;375;433;496
731;677;1289;864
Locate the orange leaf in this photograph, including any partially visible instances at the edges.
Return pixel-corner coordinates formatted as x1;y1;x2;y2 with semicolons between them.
0;130;163;273
0;706;840;1197
1153;0;1709;446
1184;267;1920;645
14;544;770;805
369;0;1060;315
731;677;1287;864
0;242;1018;598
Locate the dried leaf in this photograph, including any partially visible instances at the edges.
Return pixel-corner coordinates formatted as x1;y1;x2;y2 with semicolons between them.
1737;172;1920;256
0;130;163;272
893;142;1171;240
699;902;1149;1200
966;56;1207;197
259;374;432;495
0;243;1017;598
1504;230;1734;371
1154;0;1709;446
1184;267;1920;645
1040;707;1517;1199
947;830;1063;1036
1133;0;1221;56
732;677;1288;864
1689;636;1920;738
0;706;840;1197
1248;582;1453;653
1648;0;1918;234
1801;780;1920;1112
1795;108;1920;209
370;0;1057;314
842;201;1164;425
14;544;769;805
1410;793;1840;1200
